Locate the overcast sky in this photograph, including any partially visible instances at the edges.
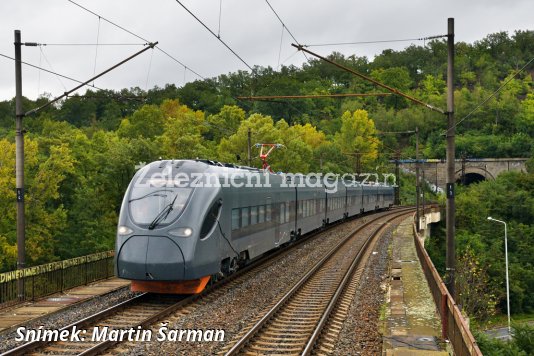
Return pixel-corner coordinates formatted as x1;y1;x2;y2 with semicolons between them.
0;0;532;101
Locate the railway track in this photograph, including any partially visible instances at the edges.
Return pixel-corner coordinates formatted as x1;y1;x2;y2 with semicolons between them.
222;209;413;355
3;208;411;356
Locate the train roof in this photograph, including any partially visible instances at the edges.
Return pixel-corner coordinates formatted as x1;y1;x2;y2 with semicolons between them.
137;159;394;187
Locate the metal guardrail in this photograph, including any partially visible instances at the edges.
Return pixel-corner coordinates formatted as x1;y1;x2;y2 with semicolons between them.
0;250;114;308
412;214;482;356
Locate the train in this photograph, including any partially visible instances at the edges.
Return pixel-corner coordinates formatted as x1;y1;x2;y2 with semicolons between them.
115;159;395;294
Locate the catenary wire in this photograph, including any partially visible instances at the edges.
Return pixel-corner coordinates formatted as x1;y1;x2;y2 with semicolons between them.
38;43;149;46
444;55;534;134
264;0;308;61
39;47;67;91
217;0;223;38
66;0;204;79
276;24;285;70
304;34;448;47
0;52;142;101
145;47;154;91
173;0;254;71
37;47;43;97
92;16;101;86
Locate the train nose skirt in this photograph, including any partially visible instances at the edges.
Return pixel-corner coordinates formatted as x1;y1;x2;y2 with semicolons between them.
117;235;185;281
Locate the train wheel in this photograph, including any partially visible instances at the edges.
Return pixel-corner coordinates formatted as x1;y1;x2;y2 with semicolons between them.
221;257;239;276
229;257;238;274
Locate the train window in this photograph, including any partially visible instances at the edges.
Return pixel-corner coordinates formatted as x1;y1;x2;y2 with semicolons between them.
250;206;258;225
129;187;192;226
200;200;222;239
285;202;290;222
241;207;249;228
259;205;265;223
231;209;240;230
266;204;272;222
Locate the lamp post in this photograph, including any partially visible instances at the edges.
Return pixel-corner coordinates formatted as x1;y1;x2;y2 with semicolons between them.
487;216;511;335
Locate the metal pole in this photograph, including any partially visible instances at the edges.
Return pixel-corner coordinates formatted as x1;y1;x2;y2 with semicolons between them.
446;18;456;298
395;151;400;205
422;168;426;217
247;128;252;166
488;217;511;336
14;30;25;300
504;221;511;335
416;127;420;232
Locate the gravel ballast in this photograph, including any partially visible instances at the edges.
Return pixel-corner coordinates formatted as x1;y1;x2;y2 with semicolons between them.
0;287;137;353
333;220;396;355
119;211;398;356
0;210;402;355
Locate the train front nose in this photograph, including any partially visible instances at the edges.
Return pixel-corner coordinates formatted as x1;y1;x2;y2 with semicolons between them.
117;235;185;280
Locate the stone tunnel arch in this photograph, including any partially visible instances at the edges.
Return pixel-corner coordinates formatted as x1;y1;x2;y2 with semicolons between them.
455;167;495;186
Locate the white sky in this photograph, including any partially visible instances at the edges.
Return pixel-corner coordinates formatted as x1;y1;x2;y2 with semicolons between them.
0;0;532;101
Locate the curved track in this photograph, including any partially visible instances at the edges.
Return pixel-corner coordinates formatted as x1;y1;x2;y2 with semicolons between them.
222;209;413;355
3;208;411;356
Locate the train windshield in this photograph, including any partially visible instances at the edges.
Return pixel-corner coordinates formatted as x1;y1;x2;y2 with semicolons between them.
129;186;192;226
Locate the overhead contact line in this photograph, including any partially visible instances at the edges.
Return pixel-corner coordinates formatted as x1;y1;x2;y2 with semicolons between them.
66;0;204;79
25;42;158;116
265;0;308;61
237;93;391;100
173;0;254;71
303;34;447;47
292;43;446;115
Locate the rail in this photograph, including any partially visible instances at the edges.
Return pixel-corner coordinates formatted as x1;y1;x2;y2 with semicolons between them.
6;210;411;355
413;211;482;356
0;250;114;308
224;209;412;355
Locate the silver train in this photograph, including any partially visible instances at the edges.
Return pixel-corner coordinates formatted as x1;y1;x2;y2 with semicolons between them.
115;160;395;294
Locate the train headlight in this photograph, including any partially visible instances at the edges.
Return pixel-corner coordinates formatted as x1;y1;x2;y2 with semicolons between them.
169;227;193;237
117;226;133;235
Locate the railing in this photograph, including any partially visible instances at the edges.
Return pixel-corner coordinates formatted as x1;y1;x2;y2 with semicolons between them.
413;215;482;356
0;250;114;309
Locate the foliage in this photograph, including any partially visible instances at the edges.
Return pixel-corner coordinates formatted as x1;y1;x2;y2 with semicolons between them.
455;246;498;321
0;29;533;274
334;110;380;172
474;323;534;356
427;171;534;320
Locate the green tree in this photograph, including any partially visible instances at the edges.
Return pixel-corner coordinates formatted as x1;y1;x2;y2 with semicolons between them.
117;104;165;139
207;105;245;142
158;99;211;159
334;110;380;172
